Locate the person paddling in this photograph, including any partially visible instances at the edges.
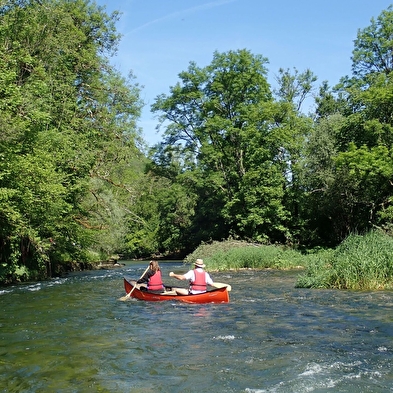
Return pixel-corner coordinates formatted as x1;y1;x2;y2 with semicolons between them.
169;259;215;295
137;260;165;293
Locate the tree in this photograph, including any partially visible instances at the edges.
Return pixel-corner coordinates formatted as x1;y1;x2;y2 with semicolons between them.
151;49;312;245
0;0;144;283
303;5;393;245
274;67;317;112
352;5;393;78
299;114;345;245
314;81;348;119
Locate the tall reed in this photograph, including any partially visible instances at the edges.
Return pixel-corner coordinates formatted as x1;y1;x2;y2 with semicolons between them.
296;230;393;290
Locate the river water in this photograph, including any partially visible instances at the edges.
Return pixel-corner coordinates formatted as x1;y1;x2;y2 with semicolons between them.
1;261;392;392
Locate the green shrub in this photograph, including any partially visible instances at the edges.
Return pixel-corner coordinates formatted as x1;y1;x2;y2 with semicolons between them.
296;230;393;290
295;249;334;288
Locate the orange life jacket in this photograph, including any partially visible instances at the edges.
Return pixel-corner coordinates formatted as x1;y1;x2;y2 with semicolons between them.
190;269;207;292
147;270;164;291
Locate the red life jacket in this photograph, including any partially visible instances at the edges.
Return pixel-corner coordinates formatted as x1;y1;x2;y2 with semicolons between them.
190;269;207;292
147;270;164;291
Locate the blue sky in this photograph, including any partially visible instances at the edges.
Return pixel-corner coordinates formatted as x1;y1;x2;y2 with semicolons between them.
94;0;392;146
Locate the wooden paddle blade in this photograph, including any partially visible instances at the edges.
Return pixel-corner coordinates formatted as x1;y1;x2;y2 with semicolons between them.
118;294;132;301
119;265;150;301
213;282;232;291
119;286;136;301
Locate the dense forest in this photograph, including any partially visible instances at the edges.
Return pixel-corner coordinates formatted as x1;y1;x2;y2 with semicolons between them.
1;0;393;284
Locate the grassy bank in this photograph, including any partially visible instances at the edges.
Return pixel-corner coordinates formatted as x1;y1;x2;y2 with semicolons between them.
184;231;393;290
296;230;393;290
184;239;306;270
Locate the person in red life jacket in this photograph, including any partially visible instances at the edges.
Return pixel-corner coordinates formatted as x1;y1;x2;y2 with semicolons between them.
137;260;165;293
169;259;215;295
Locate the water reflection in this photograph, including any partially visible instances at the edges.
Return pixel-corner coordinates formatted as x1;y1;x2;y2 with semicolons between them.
1;261;392;392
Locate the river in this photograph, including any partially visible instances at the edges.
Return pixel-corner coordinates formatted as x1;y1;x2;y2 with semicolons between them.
1;261;392;392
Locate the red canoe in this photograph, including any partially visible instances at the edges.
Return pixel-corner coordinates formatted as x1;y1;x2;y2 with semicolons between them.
123;277;230;304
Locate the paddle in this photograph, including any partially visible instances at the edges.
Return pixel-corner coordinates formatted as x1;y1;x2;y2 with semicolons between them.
213;282;232;291
119;265;150;301
169;272;231;292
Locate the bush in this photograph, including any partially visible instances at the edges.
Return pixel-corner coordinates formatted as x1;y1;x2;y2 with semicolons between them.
296;230;393;290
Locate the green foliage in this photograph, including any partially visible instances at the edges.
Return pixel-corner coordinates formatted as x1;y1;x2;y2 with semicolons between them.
185;239;305;271
352;5;393;78
0;0;144;283
314;81;348;118
299;6;393;246
294;249;335;289
122;171;194;258
275;67;317;111
151;49;313;247
296;231;393;290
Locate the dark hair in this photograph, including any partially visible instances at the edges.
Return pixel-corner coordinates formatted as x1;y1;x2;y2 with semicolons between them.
149;260;160;272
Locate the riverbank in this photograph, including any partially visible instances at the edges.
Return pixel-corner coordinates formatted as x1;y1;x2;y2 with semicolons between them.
55;257;126;275
185;230;393;290
3;230;393;290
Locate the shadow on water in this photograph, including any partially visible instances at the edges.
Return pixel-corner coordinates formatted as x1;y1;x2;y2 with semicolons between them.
1;261;392;392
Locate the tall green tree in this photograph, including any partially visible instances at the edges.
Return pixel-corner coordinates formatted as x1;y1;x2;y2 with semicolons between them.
151;49;311;246
336;6;393;236
352;5;393;78
303;5;393;244
0;0;144;282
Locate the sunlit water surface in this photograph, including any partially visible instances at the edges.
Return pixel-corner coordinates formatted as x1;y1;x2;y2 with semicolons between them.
1;261;392;392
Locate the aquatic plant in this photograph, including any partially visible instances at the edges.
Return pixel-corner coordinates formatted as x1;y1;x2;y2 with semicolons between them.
296;230;393;290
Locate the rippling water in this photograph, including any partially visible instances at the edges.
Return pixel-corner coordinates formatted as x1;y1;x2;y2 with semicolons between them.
1;261;392;392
